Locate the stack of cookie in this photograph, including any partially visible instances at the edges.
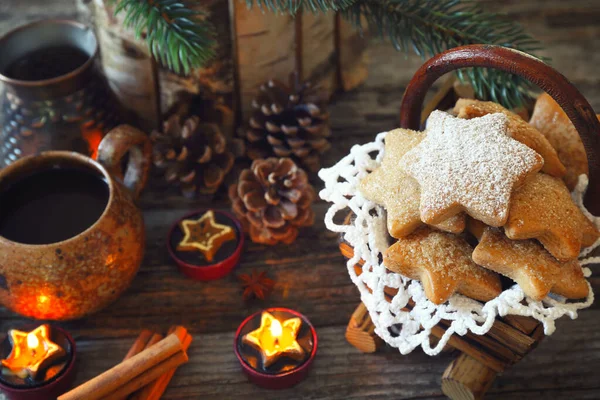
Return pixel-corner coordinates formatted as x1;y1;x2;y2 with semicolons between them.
359;95;599;305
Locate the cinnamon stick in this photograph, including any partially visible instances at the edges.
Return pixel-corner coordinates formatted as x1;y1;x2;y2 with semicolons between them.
131;332;192;400
130;326;188;400
123;330;153;361
101;350;188;400
58;333;184;400
116;332;164;400
169;326;188;344
145;333;164;349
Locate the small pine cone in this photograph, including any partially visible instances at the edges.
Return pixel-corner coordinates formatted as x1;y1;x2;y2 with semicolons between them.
152;113;243;197
241;73;331;173
229;157;316;245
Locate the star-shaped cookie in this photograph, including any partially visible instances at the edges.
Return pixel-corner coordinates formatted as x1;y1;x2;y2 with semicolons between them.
242;311;305;368
358;128;465;238
177;210;236;262
505;173;600;261
401;111;543;227
1;324;66;380
384;228;502;304
472;228;589;301
454;99;565;177
529;93;591;190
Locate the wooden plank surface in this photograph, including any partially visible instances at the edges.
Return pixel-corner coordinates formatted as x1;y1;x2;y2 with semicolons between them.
1;1;600;399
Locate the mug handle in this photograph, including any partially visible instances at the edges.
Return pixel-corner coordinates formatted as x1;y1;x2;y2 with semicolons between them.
97;124;152;200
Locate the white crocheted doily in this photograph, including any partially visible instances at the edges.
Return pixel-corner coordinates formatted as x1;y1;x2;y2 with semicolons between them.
318;131;599;356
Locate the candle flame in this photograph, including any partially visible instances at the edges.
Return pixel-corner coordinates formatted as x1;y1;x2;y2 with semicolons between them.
241;312;306;369
270;318;283;338
27;332;39;349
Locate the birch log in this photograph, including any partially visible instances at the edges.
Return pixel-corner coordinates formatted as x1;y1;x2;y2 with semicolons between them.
158;0;234;118
232;4;296;120
93;0;234;130
337;15;369;91
302;13;337;95
93;0;159;130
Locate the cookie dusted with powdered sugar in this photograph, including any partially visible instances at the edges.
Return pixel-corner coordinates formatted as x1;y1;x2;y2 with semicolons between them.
453;98;565;178
358;128;465;238
401;111;543;227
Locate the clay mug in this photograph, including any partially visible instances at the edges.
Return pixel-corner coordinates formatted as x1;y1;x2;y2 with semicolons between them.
0;125;151;320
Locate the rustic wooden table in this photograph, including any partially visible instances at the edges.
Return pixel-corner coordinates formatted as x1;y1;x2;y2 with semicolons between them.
1;1;600;399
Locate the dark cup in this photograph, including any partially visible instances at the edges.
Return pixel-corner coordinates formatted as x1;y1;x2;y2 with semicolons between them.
0;20;119;167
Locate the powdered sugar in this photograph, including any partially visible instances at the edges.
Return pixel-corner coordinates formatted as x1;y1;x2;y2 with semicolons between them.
401;111;543;227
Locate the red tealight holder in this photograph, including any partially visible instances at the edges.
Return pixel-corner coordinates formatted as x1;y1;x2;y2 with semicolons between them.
0;325;77;400
234;308;318;390
167;209;244;281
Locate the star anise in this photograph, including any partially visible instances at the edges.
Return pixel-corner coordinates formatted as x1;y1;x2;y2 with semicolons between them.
238;270;276;300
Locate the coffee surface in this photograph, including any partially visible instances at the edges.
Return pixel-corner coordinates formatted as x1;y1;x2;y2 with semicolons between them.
3;46;90;81
0;168;109;244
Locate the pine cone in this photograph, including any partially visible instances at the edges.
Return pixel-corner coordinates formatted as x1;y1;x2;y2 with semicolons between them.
151;112;244;197
241;74;331;172
229;158;316;245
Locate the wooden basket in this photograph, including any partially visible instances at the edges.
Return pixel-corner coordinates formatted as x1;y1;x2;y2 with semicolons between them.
342;45;600;400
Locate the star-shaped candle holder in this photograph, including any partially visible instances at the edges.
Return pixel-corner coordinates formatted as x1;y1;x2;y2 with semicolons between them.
0;324;77;400
234;308;317;389
167;209;244;281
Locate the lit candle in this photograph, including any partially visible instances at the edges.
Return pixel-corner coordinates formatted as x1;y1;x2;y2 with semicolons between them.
0;324;77;400
242;312;305;368
234;308;318;389
1;325;66;380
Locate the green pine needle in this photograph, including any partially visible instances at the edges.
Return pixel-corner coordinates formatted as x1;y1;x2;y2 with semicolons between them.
247;0;357;14
343;0;548;108
109;0;216;75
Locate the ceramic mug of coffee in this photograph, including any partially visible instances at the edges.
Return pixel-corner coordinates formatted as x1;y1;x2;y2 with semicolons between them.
0;125;151;320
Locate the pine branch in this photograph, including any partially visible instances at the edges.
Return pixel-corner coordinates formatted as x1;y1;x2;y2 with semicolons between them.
343;0;548;108
109;0;216;75
111;0;546;108
247;0;358;14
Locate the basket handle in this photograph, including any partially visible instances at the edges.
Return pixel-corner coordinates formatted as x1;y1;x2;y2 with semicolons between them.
399;45;600;213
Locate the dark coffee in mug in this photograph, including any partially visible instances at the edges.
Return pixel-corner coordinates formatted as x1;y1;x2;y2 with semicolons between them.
3;45;90;81
0;167;109;244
